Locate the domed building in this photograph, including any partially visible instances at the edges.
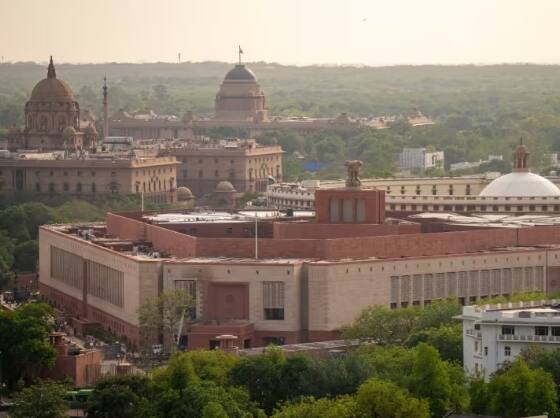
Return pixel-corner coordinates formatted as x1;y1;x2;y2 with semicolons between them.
479;143;560;197
214;62;268;122
211;180;237;208
176;186;195;208
8;57;98;151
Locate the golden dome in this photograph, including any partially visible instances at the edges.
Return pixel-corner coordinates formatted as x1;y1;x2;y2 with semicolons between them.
29;57;75;102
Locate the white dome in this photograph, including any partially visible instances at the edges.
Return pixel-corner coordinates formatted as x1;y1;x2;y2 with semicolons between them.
479;172;560;197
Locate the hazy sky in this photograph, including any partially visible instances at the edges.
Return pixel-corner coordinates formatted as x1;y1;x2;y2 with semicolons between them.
2;0;560;65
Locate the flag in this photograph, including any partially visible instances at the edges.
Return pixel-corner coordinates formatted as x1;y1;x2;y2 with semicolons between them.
239;45;244;54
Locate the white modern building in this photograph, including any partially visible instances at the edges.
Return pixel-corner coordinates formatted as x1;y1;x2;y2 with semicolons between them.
460;300;560;380
398;147;444;171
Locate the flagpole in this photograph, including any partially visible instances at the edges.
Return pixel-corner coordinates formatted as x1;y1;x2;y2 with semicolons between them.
255;211;258;260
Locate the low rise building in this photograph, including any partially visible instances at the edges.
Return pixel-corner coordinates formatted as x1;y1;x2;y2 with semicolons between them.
0;151;179;203
398;147;445;171
170;138;283;195
460;300;560;380
39;161;560;352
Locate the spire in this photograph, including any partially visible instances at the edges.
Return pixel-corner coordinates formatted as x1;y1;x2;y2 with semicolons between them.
513;140;529;172
238;45;243;65
103;75;109;140
47;56;56;79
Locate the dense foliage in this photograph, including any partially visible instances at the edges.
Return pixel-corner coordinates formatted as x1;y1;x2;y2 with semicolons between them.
0;303;56;389
11;381;68;418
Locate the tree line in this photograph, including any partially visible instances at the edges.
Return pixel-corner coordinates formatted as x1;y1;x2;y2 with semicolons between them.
9;294;560;418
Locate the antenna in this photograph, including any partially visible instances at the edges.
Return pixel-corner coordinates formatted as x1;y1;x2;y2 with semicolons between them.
178;52;181;63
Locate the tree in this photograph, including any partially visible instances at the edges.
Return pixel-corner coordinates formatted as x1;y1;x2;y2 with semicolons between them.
12;381;68;418
486;358;558;418
342;305;419;345
137;288;194;352
405;324;463;363
355;378;430;418
0;302;56;389
522;345;560;389
87;375;154;418
183;350;239;386
271;396;358;418
13;240;39;272
202;401;230;418
416;299;461;330
409;343;467;418
229;347;286;414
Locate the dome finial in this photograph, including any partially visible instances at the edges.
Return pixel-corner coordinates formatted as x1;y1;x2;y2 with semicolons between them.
47;56;56;79
513;140;529;172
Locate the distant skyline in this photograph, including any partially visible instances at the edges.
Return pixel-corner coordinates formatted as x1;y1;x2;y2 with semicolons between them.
3;0;560;66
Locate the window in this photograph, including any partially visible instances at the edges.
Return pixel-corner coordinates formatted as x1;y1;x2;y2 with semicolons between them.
535;326;549;336
91;183;96;193
198;170;203;178
504;346;511;356
35;183;40;192
76;183;82;193
263;282;285;320
484;346;488;356
48;183;55;193
91;171;96;177
77;171;82;177
502;325;515;335
63;171;68;177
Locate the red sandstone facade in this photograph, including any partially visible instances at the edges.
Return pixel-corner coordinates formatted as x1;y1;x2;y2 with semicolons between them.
38;171;560;350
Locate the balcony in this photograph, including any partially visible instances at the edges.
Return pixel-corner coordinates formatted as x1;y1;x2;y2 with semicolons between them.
498;334;560;343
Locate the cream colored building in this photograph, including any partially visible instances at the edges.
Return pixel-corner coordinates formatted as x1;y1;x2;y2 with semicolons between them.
171;139;283;195
0;152;179;203
39;211;560;350
39;224;164;345
266;175;495;210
